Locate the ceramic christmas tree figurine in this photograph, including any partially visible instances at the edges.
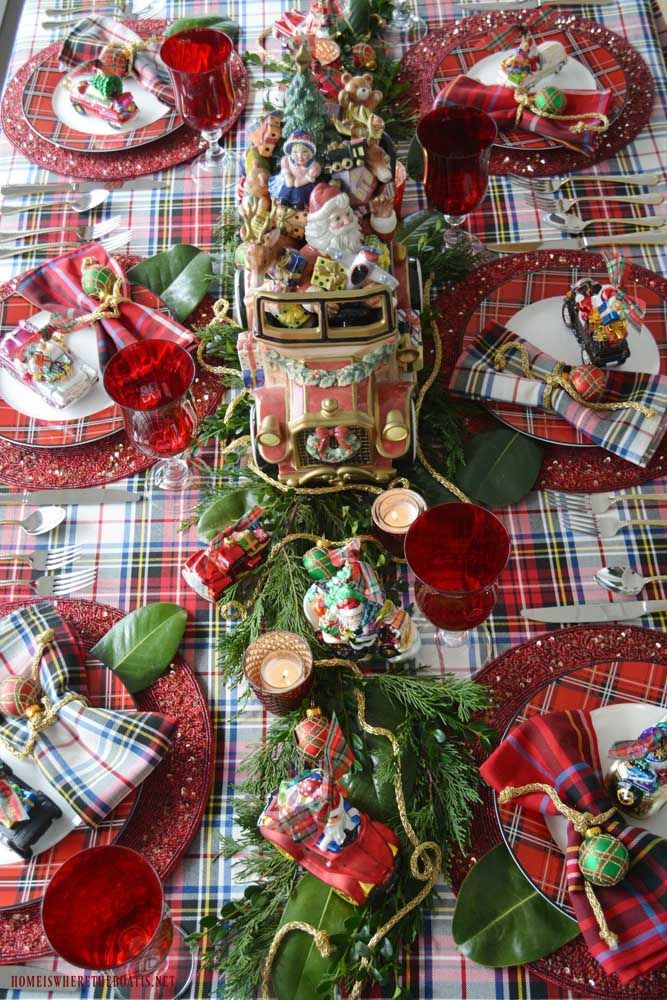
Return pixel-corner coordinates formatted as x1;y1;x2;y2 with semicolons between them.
606;716;667;819
281;40;332;151
499;25;567;92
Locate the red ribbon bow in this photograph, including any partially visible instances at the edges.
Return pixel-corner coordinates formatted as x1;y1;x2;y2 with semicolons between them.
434;76;613;154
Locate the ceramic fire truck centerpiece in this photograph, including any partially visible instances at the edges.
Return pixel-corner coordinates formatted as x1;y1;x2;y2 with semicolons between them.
235;41;423;487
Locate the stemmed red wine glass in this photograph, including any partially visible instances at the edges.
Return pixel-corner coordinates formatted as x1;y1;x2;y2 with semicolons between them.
416;105;497;250
42;845;195;1000
103;340;198;491
404;502;510;649
160;28;237;184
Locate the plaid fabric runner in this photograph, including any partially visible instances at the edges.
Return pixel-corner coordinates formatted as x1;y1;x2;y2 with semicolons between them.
0;602;177;826
481;709;667;984
58;15;174;106
16;242;194;368
449;322;667;466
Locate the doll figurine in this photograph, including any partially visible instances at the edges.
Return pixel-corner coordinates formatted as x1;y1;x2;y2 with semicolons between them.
268;130;322;209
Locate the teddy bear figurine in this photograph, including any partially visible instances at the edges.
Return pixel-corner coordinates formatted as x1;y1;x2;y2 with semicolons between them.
338;72;382;113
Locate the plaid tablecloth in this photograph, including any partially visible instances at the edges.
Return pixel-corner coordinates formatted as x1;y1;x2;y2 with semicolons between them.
0;1;666;998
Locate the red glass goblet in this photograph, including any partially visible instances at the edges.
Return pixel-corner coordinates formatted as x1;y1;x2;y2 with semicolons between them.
160;29;237;184
42;845;195;1000
416;105;497;250
404;502;510;648
103;340;198;491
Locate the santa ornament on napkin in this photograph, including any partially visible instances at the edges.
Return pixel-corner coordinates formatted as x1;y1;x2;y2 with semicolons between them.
482;709;667;983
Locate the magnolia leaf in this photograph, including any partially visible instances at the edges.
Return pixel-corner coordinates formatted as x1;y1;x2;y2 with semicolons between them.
196;488;261;542
454;427;543;508
164;16;240;41
345;0;372;36
453;843;579;966
272;875;355;1000
395;210;443;252
127;245;213;322
90;603;187;693
406;135;424;182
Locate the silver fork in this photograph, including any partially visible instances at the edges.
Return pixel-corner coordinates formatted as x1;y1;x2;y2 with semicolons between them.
0;545;81;572
526;193;664;213
0;567;96;596
0;216;120;246
0;229;130;261
510;172;663;194
44;0;151;14
560;508;666;538
548;490;667;516
42;0;160;27
544;211;666;234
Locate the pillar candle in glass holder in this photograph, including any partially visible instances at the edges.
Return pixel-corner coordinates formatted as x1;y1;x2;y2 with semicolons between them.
243;631;314;715
371;489;427;557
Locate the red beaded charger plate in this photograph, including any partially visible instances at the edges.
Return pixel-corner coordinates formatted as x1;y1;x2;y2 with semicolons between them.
450;625;667;999
440;249;667;491
462;260;667;447
0;256;223;489
21;49;183;154
0;597;214;963
1;20;249;180
400;11;654;177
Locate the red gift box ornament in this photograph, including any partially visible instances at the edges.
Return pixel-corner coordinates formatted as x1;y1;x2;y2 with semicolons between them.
568;364;606;402
182;507;271;603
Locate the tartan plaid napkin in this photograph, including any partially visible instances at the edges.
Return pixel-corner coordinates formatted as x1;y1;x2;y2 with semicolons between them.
17;243;194;369
59;16;173;106
482;709;667;983
0;602;177;827
435;77;612;154
449;323;667;466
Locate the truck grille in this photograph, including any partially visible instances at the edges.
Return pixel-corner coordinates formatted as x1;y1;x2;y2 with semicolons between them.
295;426;373;467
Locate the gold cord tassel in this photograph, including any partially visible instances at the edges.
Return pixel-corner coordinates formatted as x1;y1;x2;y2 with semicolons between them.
513;91;610;134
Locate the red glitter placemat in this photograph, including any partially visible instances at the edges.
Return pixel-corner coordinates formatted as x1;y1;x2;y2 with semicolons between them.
0;20;248;180
437;248;667;492
0;255;224;489
400;11;654;177
450;625;667;999
0;597;214;963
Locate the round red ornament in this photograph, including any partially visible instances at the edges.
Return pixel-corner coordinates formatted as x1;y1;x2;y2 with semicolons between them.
569;364;607;402
295;706;331;761
0;675;40;717
351;42;377;70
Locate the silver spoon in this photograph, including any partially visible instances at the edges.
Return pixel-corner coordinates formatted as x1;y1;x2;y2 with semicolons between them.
594;564;667;597
0;506;66;537
543;210;667;234
1;190;110;217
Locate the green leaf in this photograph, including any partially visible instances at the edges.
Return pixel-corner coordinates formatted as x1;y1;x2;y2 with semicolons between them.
346;0;371;36
196;488;261;542
406;135;424;182
164;16;240;41
90;603;187;693
454;428;543;508
395;210;443;253
127;245;213;322
271;875;355;1000
452;844;579;966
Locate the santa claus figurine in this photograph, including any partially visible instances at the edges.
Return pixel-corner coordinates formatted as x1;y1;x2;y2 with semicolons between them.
304;181;397;259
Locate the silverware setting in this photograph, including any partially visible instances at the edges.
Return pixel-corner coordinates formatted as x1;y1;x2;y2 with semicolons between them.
520;192;664;213
548;490;667;516
1;189;112;217
0;488;144;506
0;228;131;261
0;216;120;245
559;508;666;539
42;0;161;29
487;230;667;252
521;599;667;624
0;507;67;537
595;565;667;597
459;0;615;8
0;567;97;597
0;178;168;197
510;172;663;193
543;210;666;234
0;546;81;572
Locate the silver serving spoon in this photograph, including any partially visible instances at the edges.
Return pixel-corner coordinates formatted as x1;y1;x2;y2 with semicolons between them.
595;564;667;597
1;189;110;217
0;506;66;537
544;210;667;234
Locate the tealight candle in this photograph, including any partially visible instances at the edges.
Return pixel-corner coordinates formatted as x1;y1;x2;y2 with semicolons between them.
260;651;305;691
243;631;314;715
371;489;427;557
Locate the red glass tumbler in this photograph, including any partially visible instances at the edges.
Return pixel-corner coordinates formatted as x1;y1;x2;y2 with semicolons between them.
404;502;510;648
160;29;236;183
103;340;198;491
42;845;195;999
416;105;497;249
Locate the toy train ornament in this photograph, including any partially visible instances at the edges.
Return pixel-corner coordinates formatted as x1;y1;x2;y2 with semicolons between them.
234;46;423;487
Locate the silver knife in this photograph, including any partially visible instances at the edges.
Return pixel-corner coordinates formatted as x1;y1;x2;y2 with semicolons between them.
522;600;667;623
487;231;667;253
0;179;170;197
459;0;615;8
0;488;143;506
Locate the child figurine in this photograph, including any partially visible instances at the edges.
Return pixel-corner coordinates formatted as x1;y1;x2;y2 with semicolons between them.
268;130;322;209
